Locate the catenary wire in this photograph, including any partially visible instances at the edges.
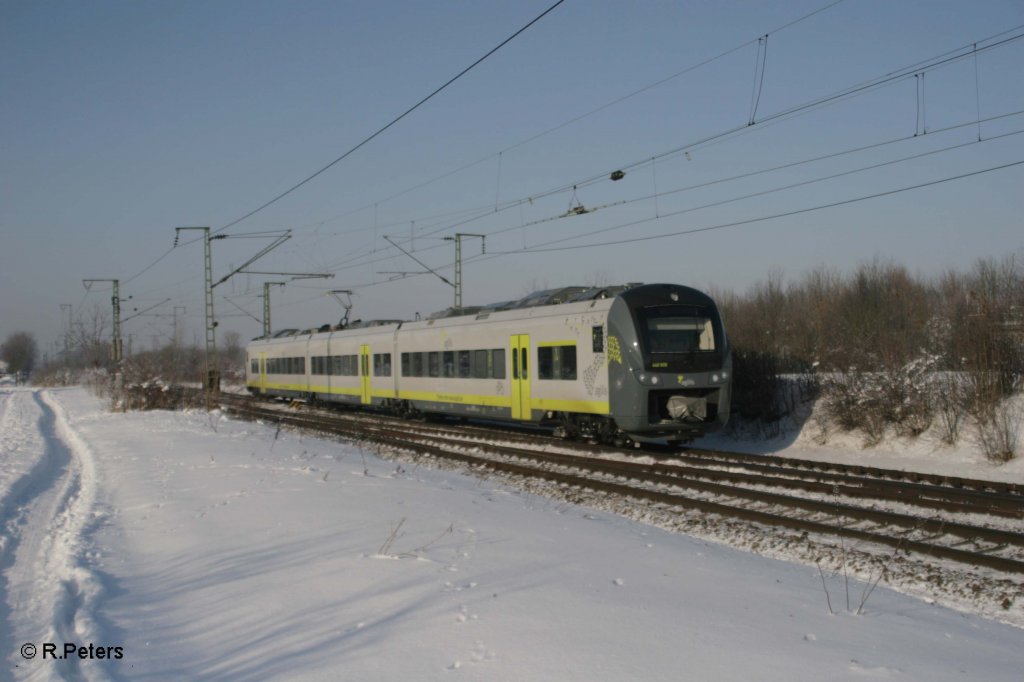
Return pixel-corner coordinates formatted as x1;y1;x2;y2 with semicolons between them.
215;0;569;235
290;0;848;233
315;25;1024;276
310;110;1024;279
272;158;1024;310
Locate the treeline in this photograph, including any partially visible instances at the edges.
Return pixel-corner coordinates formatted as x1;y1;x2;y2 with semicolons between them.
33;305;247;388
715;256;1024;461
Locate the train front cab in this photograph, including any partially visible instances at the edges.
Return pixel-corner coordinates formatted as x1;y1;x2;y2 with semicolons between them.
607;284;731;441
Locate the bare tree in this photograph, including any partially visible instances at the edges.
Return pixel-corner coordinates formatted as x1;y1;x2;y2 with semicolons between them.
71;305;112;368
221;330;245;379
1;332;38;378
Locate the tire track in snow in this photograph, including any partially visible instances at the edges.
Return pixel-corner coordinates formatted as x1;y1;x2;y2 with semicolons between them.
1;390;105;681
0;391;52;564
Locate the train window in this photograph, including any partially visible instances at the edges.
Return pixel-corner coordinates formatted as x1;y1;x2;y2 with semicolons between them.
403;353;412;377
251;359;259;374
640;305;716;353
592;326;604;353
428;352;441;378
457;351;472;378
538;348;552;379
561;346;577;379
491;349;506;379
412;352;424;377
538;345;577;381
472;350;488;378
443;351;455;378
373;353;392;377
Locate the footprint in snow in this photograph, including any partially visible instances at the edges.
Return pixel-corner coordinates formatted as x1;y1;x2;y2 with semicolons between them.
456;605;479;623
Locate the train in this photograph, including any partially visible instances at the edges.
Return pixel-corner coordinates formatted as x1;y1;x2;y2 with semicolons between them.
245;283;731;446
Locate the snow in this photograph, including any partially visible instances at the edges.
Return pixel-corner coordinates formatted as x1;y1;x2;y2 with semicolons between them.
3;386;1024;681
701;394;1024;485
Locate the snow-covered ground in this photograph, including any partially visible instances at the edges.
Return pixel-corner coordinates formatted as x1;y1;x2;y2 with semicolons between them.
2;387;1023;681
702;394;1024;485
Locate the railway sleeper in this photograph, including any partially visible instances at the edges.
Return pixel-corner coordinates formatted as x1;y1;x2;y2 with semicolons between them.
973;542;1009;555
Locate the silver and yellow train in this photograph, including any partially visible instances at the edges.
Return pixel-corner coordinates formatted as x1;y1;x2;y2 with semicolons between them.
245;283;731;445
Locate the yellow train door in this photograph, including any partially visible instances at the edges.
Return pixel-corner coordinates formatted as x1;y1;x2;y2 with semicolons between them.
259;353;267;394
360;345;372;404
510;334;531;420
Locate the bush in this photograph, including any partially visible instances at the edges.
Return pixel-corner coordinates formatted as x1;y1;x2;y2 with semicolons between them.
975;399;1022;463
932;372;968;445
820;357;936;447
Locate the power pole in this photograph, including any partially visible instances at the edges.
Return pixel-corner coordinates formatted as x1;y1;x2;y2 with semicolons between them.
82;279;123;363
443;233;485;311
174;227;295;396
239;271;331;336
262;282;286;337
175;227;220;393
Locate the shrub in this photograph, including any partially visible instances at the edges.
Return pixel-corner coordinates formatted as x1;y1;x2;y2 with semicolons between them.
975;399;1022;463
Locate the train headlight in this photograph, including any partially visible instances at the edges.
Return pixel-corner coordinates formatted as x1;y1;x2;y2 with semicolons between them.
712;374;720;382
638;373;647;383
651;376;659;385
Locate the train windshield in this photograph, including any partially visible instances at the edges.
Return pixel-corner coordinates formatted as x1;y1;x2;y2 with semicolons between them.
639;306;716;354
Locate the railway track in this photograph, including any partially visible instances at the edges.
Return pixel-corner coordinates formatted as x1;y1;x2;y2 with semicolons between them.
208;390;1024;574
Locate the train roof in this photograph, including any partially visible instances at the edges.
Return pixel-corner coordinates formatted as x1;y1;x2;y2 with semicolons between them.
249;283;684;342
426;283;645;319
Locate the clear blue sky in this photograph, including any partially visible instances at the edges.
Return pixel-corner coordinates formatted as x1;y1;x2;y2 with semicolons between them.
2;0;1022;358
